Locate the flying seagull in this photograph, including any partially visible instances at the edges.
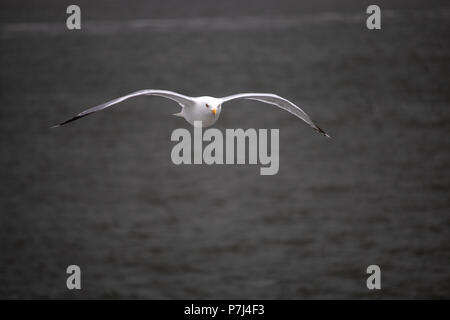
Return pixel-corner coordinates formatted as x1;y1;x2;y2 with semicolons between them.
52;89;330;137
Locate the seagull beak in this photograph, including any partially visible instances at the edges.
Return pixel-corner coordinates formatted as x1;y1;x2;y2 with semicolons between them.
211;109;217;116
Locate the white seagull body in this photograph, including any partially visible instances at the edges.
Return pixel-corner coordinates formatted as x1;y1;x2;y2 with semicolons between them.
53;89;330;137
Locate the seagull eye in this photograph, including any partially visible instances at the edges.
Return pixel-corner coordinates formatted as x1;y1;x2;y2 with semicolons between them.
205;104;210;108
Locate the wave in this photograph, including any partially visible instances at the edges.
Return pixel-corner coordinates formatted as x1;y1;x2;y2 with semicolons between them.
1;9;449;38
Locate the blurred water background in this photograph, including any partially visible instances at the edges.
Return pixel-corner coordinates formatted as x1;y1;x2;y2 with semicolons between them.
0;0;449;299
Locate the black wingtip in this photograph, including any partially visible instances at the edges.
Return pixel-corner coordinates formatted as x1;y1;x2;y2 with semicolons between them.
51;113;92;128
313;122;331;139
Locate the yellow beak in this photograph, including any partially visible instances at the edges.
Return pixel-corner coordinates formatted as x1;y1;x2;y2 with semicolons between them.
211;109;217;116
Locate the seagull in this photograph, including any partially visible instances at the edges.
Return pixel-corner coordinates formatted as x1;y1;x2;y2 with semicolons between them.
52;89;330;137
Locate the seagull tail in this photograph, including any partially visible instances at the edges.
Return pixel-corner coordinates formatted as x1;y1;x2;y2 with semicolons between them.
172;111;184;118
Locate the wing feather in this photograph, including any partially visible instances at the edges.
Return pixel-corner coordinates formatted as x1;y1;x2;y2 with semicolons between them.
220;93;330;138
52;89;193;127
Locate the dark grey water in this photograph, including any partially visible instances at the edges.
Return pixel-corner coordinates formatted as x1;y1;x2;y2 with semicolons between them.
0;1;449;299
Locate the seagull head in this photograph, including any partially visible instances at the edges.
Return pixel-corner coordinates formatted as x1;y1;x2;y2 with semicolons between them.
195;96;222;126
205;102;221;117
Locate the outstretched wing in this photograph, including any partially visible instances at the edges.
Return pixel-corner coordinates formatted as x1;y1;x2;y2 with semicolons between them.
52;89;194;127
219;93;330;138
